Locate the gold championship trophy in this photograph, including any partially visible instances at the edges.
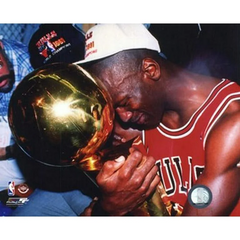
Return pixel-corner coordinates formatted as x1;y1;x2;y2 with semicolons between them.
8;63;177;216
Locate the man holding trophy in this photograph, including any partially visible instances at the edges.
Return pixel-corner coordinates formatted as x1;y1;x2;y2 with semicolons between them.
8;24;240;216
76;24;240;216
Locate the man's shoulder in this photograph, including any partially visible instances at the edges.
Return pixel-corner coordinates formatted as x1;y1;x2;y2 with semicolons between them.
1;38;33;81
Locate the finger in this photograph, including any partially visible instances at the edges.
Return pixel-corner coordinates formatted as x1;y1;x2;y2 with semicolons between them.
98;156;126;179
131;172;160;210
133;174;161;210
118;150;143;179
145;174;161;198
133;164;160;197
133;155;157;181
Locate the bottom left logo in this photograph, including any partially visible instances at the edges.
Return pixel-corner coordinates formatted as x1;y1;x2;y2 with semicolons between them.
8;181;15;196
6;197;29;206
5;181;29;207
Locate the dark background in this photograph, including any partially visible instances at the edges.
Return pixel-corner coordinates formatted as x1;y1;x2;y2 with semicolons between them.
1;24;240;83
149;24;240;84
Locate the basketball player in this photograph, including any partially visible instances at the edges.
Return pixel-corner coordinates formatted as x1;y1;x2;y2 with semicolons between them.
77;24;240;216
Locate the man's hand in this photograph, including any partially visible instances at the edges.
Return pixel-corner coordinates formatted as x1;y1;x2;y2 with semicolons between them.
95;148;160;216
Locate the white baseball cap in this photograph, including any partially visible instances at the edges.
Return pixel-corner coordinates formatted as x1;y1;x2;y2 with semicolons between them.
75;24;161;65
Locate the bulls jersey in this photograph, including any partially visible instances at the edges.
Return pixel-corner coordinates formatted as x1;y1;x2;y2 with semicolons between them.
136;79;240;216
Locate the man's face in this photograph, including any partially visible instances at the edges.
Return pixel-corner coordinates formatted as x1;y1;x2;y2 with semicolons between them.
89;64;163;131
0;47;14;93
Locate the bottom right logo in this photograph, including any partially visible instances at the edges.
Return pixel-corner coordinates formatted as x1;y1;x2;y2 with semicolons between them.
188;184;212;209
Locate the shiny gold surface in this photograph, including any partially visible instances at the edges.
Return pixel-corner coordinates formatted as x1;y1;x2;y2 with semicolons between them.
8;63;114;170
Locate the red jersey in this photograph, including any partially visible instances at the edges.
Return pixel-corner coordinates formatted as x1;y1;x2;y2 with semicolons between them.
136;79;240;216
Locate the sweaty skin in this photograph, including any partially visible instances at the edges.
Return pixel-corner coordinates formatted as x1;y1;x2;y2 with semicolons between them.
81;49;240;216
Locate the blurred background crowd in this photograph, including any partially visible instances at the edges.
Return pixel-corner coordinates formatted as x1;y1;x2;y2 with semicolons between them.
1;23;240;83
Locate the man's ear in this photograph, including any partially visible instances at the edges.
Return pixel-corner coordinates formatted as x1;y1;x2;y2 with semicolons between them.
142;58;160;81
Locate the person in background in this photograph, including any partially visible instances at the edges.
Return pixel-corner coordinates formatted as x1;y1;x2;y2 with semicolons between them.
28;24;85;69
0;38;33;216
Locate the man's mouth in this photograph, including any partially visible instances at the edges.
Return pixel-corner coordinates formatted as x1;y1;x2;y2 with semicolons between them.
0;79;8;88
133;113;146;125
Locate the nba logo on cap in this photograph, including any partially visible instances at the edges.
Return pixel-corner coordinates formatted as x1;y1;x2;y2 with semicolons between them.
8;181;15;196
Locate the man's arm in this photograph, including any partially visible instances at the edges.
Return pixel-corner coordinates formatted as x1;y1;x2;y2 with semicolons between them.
183;111;240;215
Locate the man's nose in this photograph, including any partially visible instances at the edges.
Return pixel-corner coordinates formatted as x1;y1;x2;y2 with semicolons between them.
116;107;133;122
